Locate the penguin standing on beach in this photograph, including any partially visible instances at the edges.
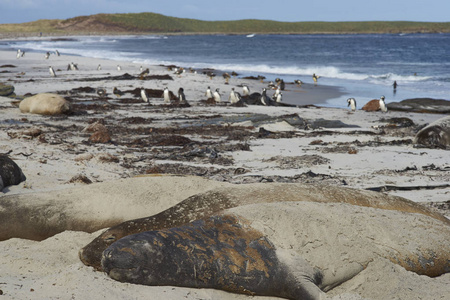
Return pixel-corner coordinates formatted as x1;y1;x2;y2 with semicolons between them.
275;92;282;103
55;50;60;56
229;88;240;104
242;85;250;96
312;73;320;84
178;87;188;104
16;49;22;59
205;86;213;99
379;96;388;112
97;64;102;71
45;52;50;59
213;88;221;103
347;98;357;112
117;65;122;71
141;88;149;104
49;66;56;77
163;87;171;104
260;88;272;106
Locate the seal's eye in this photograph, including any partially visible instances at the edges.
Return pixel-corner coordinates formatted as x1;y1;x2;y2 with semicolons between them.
103;235;117;244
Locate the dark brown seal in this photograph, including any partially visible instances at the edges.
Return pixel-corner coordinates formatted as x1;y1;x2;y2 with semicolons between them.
101;214;324;300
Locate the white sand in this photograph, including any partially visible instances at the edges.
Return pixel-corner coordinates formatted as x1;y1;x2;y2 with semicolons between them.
1;48;449;299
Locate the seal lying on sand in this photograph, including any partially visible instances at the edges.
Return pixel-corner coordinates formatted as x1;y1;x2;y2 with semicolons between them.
102;214;324;300
80;183;449;271
102;202;450;299
414;115;450;149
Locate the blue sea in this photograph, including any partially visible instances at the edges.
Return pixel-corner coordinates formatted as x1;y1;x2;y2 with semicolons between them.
2;33;449;108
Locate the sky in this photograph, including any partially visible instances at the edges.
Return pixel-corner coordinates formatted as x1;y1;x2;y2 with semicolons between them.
1;0;449;24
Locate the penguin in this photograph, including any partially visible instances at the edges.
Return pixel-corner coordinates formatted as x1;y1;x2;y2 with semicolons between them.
213;88;221;102
279;79;285;90
228;88;239;104
139;66;143;73
163;87;170;104
178;87;187;103
113;87;124;98
273;86;281;99
141;88;149;104
97;64;102;71
347;98;357;112
242;85;250;96
70;62;78;71
379;96;388;112
205;86;213;99
49;66;56;77
139;68;149;77
260;88;271;106
55;50;60;56
117;65;122;71
275;92;282;103
312;73;320;84
45;52;50;59
294;79;303;86
16;49;21;59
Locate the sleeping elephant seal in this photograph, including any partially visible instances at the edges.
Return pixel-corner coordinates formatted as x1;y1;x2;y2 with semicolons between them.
102;202;450;299
414;115;450;149
80;182;449;271
102;214;324;300
79;183;450;270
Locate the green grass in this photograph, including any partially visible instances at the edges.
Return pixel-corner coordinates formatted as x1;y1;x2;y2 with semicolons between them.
1;12;450;35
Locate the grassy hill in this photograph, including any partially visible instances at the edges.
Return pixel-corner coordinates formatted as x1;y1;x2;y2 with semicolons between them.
1;12;449;36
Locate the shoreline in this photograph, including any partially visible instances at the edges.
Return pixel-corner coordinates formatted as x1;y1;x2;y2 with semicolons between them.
0;49;345;107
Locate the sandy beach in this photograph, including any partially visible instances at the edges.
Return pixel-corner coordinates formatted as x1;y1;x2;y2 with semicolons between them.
1;48;449;299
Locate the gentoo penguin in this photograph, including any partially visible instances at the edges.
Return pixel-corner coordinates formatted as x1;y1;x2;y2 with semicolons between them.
279;79;285;90
229;88;239;104
16;49;21;59
379;96;388;112
55;50;60;56
45;52;50;59
49;66;56;77
213;88;221;102
294;79;303;86
242;85;250;96
113;87;124;98
273;86;281;99
275;92;282;103
347;98;357;112
70;62;78;71
178;87;187;103
163;87;170;104
141;88;149;104
260;88;271;106
205;86;213;99
140;66;143;72
97;64;102;71
312;73;320;84
117;65;121;71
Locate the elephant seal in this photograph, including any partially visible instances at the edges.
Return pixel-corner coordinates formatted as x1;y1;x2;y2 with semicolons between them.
80;182;449;271
414;115;450;149
0;155;26;191
19;93;71;115
102;214;324;300
102;202;450;298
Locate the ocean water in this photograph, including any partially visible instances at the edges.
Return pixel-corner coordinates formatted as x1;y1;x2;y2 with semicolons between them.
2;33;449;108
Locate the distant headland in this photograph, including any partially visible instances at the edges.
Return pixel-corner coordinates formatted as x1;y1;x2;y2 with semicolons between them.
1;12;450;37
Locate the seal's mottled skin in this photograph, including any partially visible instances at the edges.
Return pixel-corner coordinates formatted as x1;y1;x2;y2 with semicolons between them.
79;184;449;271
101;214;324;300
415;115;450;149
